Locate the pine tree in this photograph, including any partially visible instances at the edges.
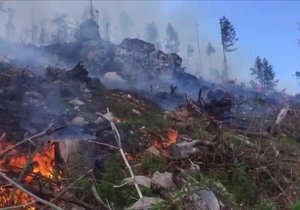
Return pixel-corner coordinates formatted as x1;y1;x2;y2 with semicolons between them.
51;13;68;43
5;8;14;42
250;57;264;85
262;58;277;89
206;42;216;73
145;21;159;45
250;57;278;89
102;9;111;41
186;44;194;58
219;16;238;81
39;22;46;45
119;11;134;38
165;23;180;53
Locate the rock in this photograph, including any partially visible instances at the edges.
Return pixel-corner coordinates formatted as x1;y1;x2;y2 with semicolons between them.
151;171;175;191
128;197;159;210
143;146;161;158
169;141;201;159
45;66;65;81
71;116;87;126
69;99;85;107
120;38;155;53
132;108;142;116
88;78;103;89
63;62;91;83
123;175;151;188
183;190;220;210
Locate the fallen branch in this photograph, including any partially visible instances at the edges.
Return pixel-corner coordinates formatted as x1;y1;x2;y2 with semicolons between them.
0;123;66;159
49;169;93;203
0;171;63;210
23;185;100;210
0;201;35;210
8;149;36;205
97;108;143;199
258;165;292;205
91;184;110;210
88;140;118;150
234;129;270;139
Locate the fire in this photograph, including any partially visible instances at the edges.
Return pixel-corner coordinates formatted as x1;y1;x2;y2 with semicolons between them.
0;140;60;209
125;152;135;161
152;128;178;155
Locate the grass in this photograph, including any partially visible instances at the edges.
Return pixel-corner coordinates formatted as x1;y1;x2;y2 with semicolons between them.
96;154;140;208
292;201;300;210
73;86;299;209
141;156;164;175
191;128;209;140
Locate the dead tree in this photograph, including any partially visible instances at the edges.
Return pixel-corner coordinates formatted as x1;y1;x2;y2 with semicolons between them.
170;85;177;95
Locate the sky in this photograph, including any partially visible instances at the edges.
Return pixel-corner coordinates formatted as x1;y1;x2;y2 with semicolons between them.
1;0;300;94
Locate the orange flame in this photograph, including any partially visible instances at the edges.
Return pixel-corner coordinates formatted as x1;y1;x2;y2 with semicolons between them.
152;128;178;156
125;152;135;161
0;140;60;209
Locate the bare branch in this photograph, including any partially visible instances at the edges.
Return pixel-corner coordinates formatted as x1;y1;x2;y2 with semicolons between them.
0;171;63;210
97;108;143;199
0;201;35;210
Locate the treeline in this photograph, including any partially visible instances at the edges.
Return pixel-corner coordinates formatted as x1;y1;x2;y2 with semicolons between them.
0;1;281;90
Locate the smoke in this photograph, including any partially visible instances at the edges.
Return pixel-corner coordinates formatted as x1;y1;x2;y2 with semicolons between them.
0;1;246;80
0;1;293;94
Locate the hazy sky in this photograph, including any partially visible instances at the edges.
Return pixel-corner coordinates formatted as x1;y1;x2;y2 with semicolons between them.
2;1;300;94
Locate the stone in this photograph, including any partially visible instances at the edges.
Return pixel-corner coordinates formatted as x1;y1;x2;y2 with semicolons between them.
151;171;175;191
143;146;161;158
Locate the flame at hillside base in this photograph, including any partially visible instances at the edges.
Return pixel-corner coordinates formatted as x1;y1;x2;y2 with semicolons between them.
152;128;178;155
0;141;61;209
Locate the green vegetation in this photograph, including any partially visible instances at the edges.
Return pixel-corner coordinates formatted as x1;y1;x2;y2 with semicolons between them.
292;201;300;210
142;156;163;174
96;155;140;208
191;128;209;140
228;161;257;205
250;56;278;89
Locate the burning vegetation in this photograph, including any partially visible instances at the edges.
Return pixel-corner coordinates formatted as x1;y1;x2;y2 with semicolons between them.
0;61;299;209
0;140;60;209
0;2;300;210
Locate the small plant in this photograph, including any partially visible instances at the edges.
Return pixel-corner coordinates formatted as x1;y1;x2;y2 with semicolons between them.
292;201;300;210
192;128;208;139
96;155;138;208
151;200;167;210
254;197;277;210
142;156;163;174
230;161;257;205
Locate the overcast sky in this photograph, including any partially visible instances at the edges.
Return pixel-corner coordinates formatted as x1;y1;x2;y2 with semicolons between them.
1;1;300;94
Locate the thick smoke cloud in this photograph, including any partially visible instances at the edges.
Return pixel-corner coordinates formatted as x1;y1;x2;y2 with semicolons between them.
0;1;268;88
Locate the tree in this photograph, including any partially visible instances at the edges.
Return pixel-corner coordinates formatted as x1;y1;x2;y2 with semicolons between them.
262;58;278;89
102;9;111;41
5;8;14;42
39;22;46;45
104;23;111;41
186;44;194;58
219;16;238;81
119;11;134;38
295;71;300;93
51;13;69;43
165;23;180;53
250;57;278;89
250;57;264;85
144;21;160;48
206;42;216;73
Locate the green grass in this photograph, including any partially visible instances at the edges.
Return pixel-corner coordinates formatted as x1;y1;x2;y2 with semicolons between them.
141;156;164;175
191;128;209;140
292;201;300;210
